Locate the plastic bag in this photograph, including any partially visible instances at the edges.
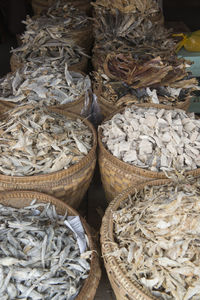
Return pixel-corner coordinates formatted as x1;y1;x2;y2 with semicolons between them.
174;30;200;52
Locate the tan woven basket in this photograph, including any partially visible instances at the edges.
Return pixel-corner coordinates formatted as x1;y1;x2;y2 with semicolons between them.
0;189;101;300
0;109;97;208
98;103;200;202
54;94;92;116
101;179;174;300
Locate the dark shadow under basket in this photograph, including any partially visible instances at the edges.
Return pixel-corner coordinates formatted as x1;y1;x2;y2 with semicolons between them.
0;189;101;300
98;103;200;202
0;109;97;209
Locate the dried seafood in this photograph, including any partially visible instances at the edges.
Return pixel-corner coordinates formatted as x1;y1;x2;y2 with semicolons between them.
93;71;196;107
100;105;200;172
92;0;169;48
12;12;89;68
111;180;200;299
0;200;90;299
0;64;91;106
47;1;90;29
0;106;93;176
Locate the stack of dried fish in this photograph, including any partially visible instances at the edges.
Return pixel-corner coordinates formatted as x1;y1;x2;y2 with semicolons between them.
0;200;91;299
110;180;200;299
11;11;90;72
92;0;165;47
0;106;93;176
92;0;199;110
0;63;91;107
100;105;200;172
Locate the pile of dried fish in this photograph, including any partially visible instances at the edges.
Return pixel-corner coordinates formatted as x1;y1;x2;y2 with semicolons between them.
0;64;91;106
93;69;196;107
47;1;90;28
12;12;89;69
111;180;200;299
0;200;90;299
0;106;93;176
100;105;200;172
92;0;199;108
92;0;165;47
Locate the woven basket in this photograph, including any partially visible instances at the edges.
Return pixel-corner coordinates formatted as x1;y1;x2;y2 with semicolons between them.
101;179;174;300
68;55;89;73
0;189;101;300
32;0;50;15
53;94;92;116
98;103;200;202
0;109;97;209
70;27;93;55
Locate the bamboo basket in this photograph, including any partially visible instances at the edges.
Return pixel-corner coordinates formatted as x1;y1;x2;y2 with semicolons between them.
98;103;200;202
0;109;97;208
0;189;101;300
101;179;174;300
54;94;92;116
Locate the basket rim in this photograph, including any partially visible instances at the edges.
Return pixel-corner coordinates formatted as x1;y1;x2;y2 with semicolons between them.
98;103;200;179
100;179;174;300
0;189;101;300
0;109;97;182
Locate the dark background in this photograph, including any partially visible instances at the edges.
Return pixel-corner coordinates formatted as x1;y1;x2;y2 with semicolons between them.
163;0;200;31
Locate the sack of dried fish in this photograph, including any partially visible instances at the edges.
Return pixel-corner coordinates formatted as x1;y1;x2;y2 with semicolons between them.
101;179;200;300
0;190;101;299
0;106;97;208
98;104;200;202
0;63;92;116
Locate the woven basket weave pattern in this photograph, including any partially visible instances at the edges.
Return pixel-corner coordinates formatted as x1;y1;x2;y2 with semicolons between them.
101;179;174;300
0;190;101;300
0;109;97;209
98;103;200;202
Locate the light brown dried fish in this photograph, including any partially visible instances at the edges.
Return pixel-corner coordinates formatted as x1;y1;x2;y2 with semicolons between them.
0;106;93;176
110;180;200;300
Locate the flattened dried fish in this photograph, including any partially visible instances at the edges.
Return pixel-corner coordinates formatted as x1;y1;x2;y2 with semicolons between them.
0;106;93;176
0;64;91;106
110;180;200;300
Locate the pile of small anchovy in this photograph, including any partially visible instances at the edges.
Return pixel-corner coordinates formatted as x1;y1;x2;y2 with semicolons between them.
110;180;200;300
0;200;91;299
100;105;200;172
0;106;93;176
0;64;91;106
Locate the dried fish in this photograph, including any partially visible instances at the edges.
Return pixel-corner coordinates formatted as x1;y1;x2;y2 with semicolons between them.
110;180;200;300
0;64;91;106
0;105;93;176
12;1;91;70
0;200;90;299
100;105;200;172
